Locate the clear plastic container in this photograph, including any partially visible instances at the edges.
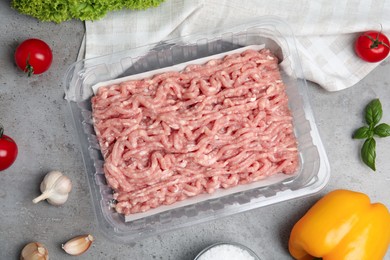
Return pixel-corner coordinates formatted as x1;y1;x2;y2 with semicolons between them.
64;16;330;243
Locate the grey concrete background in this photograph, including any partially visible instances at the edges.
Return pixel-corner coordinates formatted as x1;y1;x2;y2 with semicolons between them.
1;1;390;259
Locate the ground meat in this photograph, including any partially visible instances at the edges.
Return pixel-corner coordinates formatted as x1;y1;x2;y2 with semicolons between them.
91;48;299;215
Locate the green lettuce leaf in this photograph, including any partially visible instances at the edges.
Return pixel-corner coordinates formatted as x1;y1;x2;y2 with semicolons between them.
11;0;165;23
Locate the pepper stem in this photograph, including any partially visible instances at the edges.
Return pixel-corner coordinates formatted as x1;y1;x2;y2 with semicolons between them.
0;123;3;138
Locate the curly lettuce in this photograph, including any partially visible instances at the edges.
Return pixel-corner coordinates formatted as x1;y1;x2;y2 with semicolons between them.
11;0;165;23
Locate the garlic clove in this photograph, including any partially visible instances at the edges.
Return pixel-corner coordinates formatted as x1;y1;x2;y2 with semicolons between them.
32;171;72;205
32;190;53;204
54;175;72;194
20;242;49;260
62;234;94;256
46;193;69;206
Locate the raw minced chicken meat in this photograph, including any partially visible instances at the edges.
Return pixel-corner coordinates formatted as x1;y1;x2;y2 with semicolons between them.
91;48;299;215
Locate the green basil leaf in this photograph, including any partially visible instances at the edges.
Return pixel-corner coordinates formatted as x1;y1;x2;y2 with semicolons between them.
353;126;372;139
374;123;390;137
365;99;382;126
361;138;376;171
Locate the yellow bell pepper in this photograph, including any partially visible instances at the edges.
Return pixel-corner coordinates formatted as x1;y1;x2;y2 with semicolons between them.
288;189;390;260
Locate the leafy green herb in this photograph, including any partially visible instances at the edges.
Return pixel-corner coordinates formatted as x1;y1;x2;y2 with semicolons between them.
11;0;165;23
374;123;390;137
365;99;382;126
353;126;372;139
353;99;389;171
361;138;376;171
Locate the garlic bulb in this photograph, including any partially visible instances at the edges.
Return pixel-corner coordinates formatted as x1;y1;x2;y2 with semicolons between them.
20;242;49;260
62;234;94;256
32;171;72;206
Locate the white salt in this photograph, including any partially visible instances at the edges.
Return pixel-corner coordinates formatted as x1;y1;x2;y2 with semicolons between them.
197;244;257;260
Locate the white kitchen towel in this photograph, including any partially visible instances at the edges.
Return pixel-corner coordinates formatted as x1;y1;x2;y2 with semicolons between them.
82;0;390;93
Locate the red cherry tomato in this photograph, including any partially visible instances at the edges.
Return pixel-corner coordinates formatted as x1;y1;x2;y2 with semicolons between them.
0;126;18;171
14;38;53;76
354;31;390;63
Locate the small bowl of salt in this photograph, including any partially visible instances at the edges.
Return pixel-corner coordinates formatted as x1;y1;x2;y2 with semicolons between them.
194;242;260;260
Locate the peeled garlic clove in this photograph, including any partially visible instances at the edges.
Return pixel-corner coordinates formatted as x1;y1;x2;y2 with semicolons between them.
20;242;49;260
62;234;94;256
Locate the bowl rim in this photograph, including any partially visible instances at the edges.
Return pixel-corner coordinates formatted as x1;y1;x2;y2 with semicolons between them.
194;242;261;260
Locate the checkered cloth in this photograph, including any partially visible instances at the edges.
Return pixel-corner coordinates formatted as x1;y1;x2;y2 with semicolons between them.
82;0;390;92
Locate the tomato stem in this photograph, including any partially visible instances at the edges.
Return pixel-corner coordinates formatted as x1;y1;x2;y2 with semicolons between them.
0;124;3;138
382;41;390;49
25;53;34;77
365;34;390;50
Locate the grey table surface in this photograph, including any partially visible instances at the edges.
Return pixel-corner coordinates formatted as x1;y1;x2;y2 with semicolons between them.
1;2;390;260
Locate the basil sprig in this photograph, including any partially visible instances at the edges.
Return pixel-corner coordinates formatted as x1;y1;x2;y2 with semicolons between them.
353;99;390;171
